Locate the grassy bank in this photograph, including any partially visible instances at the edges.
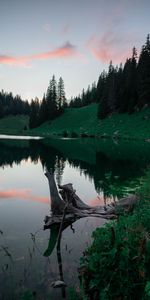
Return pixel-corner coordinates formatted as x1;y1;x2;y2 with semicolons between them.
79;170;150;300
0;115;28;135
30;104;150;140
0;105;150;140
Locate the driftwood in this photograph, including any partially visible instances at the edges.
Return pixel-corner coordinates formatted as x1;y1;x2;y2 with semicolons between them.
44;171;138;229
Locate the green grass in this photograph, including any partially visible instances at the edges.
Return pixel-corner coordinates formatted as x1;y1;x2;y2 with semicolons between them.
31;104;98;137
79;170;150;300
0;115;29;135
1;105;150;140
30;104;150;140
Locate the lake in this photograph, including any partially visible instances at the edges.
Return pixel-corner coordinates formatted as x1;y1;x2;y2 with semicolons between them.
0;137;150;300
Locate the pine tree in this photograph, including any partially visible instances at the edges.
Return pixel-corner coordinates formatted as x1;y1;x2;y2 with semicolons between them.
137;34;150;107
57;76;66;110
39;94;48;124
46;75;58;120
29;98;40;129
119;48;138;113
98;62;117;119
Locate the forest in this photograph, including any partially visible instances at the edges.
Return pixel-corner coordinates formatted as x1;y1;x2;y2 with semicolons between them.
0;35;150;129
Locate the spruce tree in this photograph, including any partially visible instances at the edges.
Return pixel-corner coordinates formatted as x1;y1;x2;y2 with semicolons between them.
29;98;40;129
46;75;58;120
119;48;138;113
57;77;66;111
39;94;48;124
137;34;150;107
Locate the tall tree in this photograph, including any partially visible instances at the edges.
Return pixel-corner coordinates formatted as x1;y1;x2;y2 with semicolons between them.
39;94;48;124
137;34;150;108
98;62;117;119
46;75;58;120
119;48;138;113
57;76;66;110
29;98;40;129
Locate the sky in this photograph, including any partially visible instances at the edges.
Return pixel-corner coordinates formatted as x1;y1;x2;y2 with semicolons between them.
0;0;150;102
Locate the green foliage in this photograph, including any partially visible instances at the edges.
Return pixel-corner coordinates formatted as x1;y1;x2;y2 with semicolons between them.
30;103;150;141
0;115;29;135
79;171;150;300
0;90;30;118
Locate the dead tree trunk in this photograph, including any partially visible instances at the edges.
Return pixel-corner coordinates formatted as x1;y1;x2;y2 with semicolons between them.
44;171;138;230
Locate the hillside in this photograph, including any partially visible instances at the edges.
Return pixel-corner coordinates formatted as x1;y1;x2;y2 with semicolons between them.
0;105;150;140
31;104;150;140
0;115;29;135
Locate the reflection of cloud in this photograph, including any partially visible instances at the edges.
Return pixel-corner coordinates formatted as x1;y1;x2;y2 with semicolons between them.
89;195;105;206
89;195;115;206
0;189;49;204
0;41;77;67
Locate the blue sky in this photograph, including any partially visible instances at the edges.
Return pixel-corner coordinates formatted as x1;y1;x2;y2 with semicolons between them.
0;0;150;101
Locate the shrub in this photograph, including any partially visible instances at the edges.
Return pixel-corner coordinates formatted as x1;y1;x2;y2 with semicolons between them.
79;171;150;300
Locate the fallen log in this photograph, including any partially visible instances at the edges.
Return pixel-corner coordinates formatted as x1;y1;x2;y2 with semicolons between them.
44;171;138;229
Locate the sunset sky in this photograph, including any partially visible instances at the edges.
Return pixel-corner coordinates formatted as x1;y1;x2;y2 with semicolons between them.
0;0;150;102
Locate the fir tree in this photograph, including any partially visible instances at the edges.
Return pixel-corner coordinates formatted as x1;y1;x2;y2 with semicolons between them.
29;98;40;129
57;76;66;110
137;34;150;107
46;75;58;120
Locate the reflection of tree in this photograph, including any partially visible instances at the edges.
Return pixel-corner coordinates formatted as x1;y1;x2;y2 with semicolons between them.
0;138;150;199
55;157;66;186
0;140;65;186
44;223;74;299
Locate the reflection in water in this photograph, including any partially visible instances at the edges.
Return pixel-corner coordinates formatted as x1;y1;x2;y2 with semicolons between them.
0;188;49;204
0;137;150;299
0;137;150;198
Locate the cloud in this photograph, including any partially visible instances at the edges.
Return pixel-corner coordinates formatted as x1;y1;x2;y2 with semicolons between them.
87;32;131;64
31;41;76;60
86;0;133;64
0;55;29;67
0;41;77;67
0;188;49;204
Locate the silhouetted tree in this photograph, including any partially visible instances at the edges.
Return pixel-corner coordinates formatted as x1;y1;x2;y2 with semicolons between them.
46;75;58;120
29;98;40;129
57;76;66;111
137;34;150;107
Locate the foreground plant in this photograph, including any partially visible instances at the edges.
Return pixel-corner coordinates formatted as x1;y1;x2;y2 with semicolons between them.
79;171;150;300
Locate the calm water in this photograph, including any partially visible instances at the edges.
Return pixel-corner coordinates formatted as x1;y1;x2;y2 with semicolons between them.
0;137;150;299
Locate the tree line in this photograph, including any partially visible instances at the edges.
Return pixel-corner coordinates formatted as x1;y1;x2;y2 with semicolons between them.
29;75;67;128
0;90;30;118
0;34;150;127
69;34;150;119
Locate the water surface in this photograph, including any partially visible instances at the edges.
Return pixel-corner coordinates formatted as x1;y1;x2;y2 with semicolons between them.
0;137;150;299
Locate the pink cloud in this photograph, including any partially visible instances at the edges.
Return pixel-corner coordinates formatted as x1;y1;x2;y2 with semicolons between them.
89;195;115;206
31;42;76;60
0;188;49;204
0;55;29;66
87;32;131;64
0;42;77;67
